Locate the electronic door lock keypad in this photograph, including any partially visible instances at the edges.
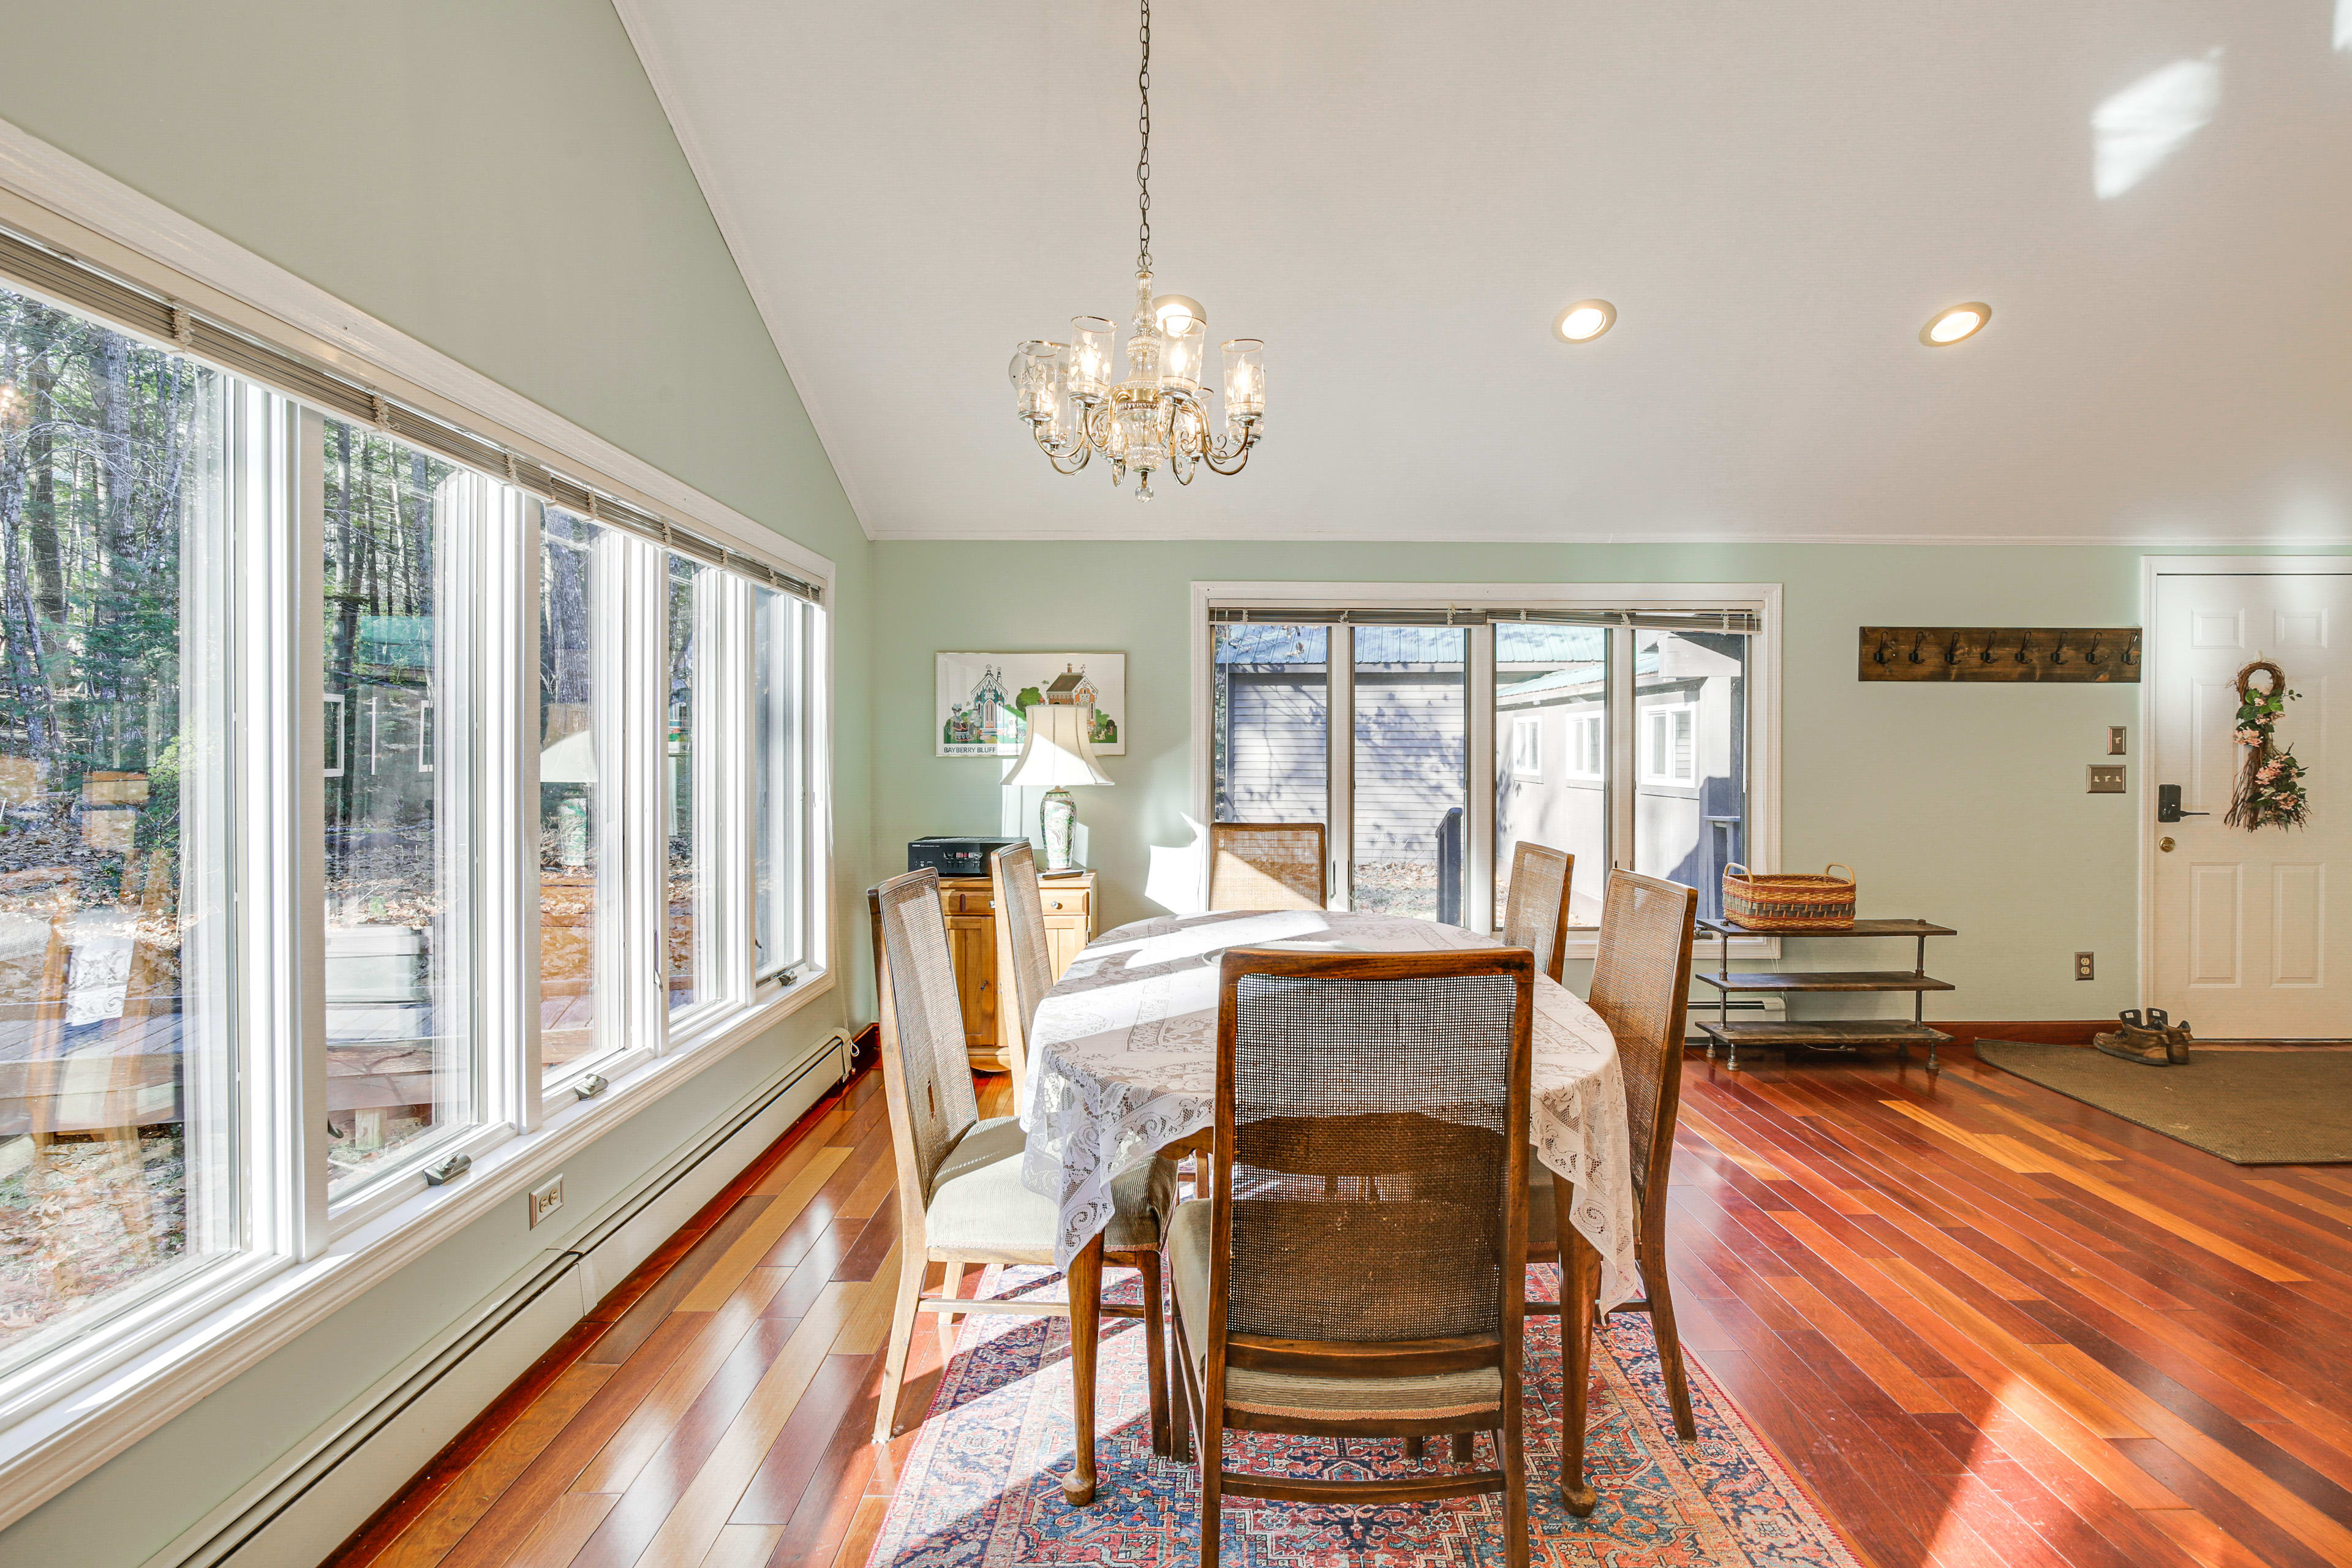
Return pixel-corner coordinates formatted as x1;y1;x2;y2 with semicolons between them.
2155;784;2207;824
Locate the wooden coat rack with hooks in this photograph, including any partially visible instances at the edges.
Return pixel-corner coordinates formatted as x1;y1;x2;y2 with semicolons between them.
1856;626;2141;683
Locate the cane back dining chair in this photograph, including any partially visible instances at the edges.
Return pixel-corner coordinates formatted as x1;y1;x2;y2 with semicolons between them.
1169;945;1536;1568
867;870;1179;1494
1207;822;1327;911
1500;842;1575;983
990;842;1054;1111
1526;869;1700;1498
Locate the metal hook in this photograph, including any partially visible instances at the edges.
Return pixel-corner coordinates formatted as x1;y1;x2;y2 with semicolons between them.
2016;634;2032;663
2123;631;2141;666
2051;634;2068;666
1944;634;1962;665
1873;634;1891;666
1980;634;1997;664
1909;632;1925;665
2086;632;2105;665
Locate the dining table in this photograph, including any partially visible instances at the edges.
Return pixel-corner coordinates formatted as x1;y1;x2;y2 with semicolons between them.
1016;906;1641;1510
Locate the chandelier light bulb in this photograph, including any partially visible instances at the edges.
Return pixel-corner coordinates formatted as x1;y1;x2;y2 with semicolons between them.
1005;0;1263;496
1152;293;1205;336
1921;303;1991;346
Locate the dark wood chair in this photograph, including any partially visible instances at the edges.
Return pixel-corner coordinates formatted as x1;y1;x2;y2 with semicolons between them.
1169;945;1535;1568
1501;842;1575;983
1208;821;1327;910
867;870;1178;1496
1525;868;1700;1513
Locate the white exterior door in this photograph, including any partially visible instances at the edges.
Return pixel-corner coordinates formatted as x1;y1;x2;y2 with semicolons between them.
2148;563;2351;1037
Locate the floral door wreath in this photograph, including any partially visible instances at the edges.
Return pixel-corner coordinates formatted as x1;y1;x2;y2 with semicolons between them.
2225;660;2309;830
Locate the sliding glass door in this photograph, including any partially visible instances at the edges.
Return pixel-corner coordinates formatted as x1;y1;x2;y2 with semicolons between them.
1207;601;1762;933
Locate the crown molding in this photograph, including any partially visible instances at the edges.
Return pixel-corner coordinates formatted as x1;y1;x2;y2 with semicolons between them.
865;523;2352;548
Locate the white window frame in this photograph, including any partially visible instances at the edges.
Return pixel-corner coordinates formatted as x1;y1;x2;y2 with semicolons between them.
1191;580;1782;962
1639;699;1698;788
0;130;842;1526
1508;714;1544;780
1565;710;1605;782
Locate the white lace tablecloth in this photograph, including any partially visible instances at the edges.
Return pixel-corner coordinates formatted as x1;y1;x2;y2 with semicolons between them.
1017;908;1641;1313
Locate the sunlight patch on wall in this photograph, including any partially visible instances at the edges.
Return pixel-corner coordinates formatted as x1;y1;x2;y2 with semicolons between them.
2092;51;2222;198
2337;0;2352;51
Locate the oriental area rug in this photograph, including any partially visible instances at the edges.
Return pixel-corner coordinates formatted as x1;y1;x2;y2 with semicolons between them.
864;1265;1865;1568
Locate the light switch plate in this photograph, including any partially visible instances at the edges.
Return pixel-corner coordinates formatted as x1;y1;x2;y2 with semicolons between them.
2087;765;2125;794
529;1175;564;1229
2108;726;2127;755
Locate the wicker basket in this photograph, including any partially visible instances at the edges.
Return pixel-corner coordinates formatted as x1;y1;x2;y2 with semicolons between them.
1722;863;1857;930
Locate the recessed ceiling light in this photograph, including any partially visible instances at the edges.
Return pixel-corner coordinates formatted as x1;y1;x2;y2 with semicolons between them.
1553;299;1617;343
1921;303;1991;346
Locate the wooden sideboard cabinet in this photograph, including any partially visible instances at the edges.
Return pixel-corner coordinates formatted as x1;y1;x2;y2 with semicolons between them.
938;869;1097;1072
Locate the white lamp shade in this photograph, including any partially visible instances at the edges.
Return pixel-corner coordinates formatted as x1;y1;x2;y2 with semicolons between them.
1005;704;1113;788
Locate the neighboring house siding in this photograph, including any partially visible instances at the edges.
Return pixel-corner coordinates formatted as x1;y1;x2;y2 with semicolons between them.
1225;672;1327;821
1352;673;1464;856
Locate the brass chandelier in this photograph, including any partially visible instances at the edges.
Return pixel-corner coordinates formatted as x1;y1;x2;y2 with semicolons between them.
1007;0;1264;500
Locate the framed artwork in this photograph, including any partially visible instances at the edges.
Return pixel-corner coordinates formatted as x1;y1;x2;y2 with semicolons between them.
937;652;1126;756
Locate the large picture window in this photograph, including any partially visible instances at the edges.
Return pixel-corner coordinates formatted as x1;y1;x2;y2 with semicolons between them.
537;507;620;1082
322;422;472;1197
0;288;233;1371
0;236;834;1466
753;584;816;982
1205;589;1772;937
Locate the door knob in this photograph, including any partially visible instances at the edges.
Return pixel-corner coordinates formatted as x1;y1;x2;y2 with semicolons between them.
2156;783;2207;823
2159;837;2176;853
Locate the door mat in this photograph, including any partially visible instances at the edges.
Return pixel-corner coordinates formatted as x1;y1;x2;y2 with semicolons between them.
1975;1040;2352;1164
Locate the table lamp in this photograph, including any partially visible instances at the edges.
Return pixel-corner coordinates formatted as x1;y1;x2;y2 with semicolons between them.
1005;703;1112;872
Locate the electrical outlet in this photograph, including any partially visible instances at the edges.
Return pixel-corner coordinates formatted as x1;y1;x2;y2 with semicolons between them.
2108;726;2127;755
2075;952;2095;981
529;1174;564;1229
2087;765;2125;794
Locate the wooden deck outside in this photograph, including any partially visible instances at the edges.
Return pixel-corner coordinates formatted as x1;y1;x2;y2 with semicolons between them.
326;1046;2352;1568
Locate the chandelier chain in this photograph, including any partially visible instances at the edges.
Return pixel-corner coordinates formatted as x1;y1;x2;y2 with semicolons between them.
1136;0;1152;275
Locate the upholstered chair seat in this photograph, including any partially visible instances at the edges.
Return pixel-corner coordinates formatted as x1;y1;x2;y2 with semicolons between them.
925;1116;1177;1261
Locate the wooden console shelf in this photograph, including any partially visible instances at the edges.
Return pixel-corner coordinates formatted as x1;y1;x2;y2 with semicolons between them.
1694;916;1957;1072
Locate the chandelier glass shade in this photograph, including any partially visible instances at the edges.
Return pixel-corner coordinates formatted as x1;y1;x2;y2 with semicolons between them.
1007;0;1263;500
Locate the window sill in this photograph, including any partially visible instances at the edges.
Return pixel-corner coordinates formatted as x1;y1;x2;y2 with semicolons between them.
1551;932;1781;965
0;966;837;1533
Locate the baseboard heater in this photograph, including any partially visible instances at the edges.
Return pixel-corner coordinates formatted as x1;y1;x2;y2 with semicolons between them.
167;1031;853;1568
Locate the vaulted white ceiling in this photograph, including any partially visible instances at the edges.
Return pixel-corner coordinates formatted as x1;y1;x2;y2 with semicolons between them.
617;1;2352;545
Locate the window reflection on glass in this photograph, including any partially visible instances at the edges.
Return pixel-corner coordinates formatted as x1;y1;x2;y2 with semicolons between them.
1354;626;1465;922
0;289;232;1362
666;556;700;1012
323;423;470;1194
1633;629;1746;920
540;509;609;1072
1211;623;1327;826
752;586;805;980
1494;624;1608;930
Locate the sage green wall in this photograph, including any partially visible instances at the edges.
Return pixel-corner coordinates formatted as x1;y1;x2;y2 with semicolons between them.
0;4;873;1563
872;541;2343;1021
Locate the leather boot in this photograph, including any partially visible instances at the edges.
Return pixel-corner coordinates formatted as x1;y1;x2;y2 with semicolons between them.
2094;1012;2177;1066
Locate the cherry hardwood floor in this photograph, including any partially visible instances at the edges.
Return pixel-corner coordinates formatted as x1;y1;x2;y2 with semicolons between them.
327;1046;2352;1568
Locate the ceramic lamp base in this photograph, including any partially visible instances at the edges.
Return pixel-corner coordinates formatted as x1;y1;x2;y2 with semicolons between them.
1039;787;1077;872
